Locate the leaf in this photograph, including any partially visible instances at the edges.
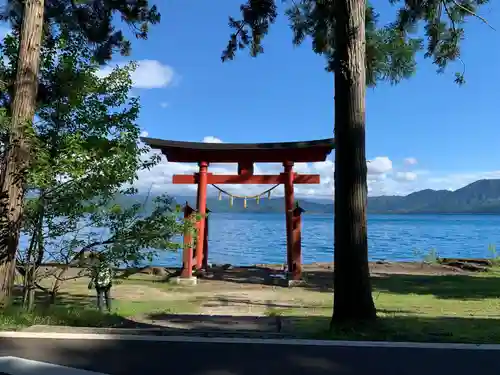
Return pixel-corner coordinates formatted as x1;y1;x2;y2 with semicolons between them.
223;0;491;84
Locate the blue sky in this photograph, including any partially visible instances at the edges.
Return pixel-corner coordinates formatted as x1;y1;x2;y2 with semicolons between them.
1;1;499;198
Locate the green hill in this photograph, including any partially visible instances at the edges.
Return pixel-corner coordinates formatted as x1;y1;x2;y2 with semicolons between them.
367;179;500;214
114;179;500;214
173;195;331;213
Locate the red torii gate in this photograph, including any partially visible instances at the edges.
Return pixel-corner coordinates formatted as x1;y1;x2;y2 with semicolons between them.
141;137;335;282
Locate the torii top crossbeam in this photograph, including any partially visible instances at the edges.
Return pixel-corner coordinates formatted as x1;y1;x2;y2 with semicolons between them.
141;137;335;163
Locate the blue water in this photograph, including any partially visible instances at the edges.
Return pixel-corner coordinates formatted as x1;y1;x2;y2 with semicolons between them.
155;213;500;267
22;213;500;267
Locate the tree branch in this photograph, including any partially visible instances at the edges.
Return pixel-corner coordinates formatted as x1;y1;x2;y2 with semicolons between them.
449;0;496;30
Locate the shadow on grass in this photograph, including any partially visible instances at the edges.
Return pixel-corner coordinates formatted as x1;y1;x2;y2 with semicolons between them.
0;287;152;330
146;312;281;333
187;265;500;300
195;266;280;285
191;295;413;316
192;295;326;310
296;315;500;344
297;270;500;300
142;312;500;344
371;273;500;300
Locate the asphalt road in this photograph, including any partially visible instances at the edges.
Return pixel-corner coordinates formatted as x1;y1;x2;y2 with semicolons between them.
1;337;499;375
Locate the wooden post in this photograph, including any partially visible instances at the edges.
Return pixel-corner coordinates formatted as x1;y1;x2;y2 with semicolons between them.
195;161;209;270
291;204;305;280
181;203;195;278
202;207;210;269
283;162;295;274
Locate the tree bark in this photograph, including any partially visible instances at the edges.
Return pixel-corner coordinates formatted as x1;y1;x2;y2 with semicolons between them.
24;196;45;310
22;218;38;310
0;0;45;306
332;0;376;323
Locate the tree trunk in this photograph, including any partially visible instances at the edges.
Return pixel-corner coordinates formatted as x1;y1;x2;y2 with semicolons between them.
0;0;45;306
331;0;376;323
22;227;38;310
23;197;44;311
49;267;68;305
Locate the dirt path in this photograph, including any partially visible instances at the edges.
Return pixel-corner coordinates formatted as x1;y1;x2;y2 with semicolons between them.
128;261;477;319
45;260;482;323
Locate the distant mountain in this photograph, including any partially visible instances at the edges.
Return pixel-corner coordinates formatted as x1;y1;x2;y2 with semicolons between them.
367;179;500;214
173;195;331;213
114;179;500;214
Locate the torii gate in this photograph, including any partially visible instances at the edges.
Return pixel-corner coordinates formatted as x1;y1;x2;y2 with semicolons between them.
141;137;335;282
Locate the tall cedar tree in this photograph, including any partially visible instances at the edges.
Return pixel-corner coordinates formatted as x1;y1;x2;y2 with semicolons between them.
221;0;491;322
0;0;160;305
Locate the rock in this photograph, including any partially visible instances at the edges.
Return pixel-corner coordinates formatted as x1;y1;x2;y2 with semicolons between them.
441;261;489;272
193;268;207;278
139;266;168;276
441;258;493;267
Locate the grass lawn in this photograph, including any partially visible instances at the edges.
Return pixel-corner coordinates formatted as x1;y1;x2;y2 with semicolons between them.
274;269;500;343
0;275;198;330
2;264;500;344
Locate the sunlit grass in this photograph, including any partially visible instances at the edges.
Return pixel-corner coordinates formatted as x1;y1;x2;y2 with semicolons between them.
267;270;500;343
6;264;500;344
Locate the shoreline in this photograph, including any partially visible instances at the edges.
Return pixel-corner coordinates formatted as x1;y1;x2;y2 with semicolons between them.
39;258;493;276
202;211;500;216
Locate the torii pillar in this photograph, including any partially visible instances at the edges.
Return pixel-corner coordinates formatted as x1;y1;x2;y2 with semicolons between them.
283;162;295;273
195;161;209;270
203;207;210;270
180;203;195;278
291;204;305;280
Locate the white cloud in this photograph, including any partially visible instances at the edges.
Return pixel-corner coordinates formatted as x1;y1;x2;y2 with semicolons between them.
404;157;418;166
132;136;500;199
202;136;223;144
97;60;175;89
160;102;169;108
394;171;418;182
368;157;392;176
140;130;149;138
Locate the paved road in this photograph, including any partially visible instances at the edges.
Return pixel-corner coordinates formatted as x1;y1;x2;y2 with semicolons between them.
1;337;499;375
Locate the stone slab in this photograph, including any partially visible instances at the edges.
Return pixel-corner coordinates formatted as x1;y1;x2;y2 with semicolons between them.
169;276;197;286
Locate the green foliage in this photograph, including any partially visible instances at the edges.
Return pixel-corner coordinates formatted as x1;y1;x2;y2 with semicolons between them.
3;32;148;242
0;29;184;293
487;244;500;265
424;248;440;264
36;196;189;270
0;0;161;117
0;108;10;152
0;304;126;329
390;0;493;85
84;194;186;268
286;2;422;86
222;0;491;84
0;0;161;64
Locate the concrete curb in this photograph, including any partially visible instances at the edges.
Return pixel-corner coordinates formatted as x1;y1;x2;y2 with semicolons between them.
1;330;500;350
20;325;295;339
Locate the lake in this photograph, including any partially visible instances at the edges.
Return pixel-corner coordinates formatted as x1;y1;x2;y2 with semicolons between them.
154;213;500;267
